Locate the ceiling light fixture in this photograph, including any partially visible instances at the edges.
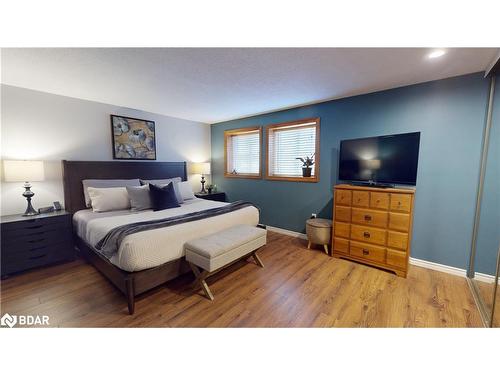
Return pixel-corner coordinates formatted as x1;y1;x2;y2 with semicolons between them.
428;50;446;59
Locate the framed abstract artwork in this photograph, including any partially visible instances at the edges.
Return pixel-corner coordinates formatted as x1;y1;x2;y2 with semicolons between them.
110;115;156;160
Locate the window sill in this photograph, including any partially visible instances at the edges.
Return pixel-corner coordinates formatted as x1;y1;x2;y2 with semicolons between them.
265;175;319;183
224;173;262;180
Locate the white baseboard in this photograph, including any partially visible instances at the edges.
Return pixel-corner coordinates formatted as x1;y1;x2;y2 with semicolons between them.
474;272;498;284
266;225;308;240
408;257;467;277
266;225;498;282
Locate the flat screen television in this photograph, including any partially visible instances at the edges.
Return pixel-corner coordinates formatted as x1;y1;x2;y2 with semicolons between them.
339;132;420;186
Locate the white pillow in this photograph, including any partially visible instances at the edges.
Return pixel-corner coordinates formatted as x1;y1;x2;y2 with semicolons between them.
178;181;196;201
82;179;140;207
88;187;131;212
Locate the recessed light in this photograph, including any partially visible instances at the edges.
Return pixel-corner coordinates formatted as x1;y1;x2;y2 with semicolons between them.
428;50;446;59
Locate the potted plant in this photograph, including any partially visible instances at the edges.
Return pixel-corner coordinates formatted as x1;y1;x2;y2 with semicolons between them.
296;153;315;178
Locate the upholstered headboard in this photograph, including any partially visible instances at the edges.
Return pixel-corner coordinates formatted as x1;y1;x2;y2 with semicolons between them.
62;160;187;213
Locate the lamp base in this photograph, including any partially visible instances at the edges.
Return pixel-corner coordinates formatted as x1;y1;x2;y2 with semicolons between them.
22;183;39;216
200;176;207;194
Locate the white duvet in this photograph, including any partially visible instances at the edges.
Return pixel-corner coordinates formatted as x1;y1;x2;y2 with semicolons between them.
73;198;259;272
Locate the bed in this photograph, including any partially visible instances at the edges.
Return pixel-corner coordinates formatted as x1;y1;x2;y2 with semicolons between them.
62;160;259;314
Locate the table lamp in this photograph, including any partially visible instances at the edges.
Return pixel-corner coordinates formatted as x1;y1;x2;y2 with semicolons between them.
3;160;45;216
190;162;211;193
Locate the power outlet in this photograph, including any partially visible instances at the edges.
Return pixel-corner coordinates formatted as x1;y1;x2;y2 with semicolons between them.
311;213;317;218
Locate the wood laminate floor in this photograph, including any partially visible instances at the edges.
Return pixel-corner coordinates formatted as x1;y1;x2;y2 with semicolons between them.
0;232;483;327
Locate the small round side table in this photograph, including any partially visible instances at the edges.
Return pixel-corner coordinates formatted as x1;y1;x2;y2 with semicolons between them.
306;218;333;254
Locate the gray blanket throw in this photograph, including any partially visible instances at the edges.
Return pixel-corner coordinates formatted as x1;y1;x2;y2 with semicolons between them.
95;201;257;258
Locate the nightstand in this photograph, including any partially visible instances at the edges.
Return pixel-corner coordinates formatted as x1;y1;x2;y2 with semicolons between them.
1;210;75;278
195;192;227;202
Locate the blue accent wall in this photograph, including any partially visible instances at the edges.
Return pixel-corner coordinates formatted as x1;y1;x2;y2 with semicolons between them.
211;73;490;269
474;76;500;275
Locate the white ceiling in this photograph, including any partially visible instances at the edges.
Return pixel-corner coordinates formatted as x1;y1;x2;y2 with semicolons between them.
1;48;498;124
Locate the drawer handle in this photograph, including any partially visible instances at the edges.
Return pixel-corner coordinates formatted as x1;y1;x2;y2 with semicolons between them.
25;225;43;230
28;238;45;244
398;201;402;205
364;215;372;221
362;249;369;255
29;254;47;260
363;231;371;238
29;246;47;252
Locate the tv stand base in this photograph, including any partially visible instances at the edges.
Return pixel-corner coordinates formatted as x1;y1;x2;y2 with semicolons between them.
350;181;395;189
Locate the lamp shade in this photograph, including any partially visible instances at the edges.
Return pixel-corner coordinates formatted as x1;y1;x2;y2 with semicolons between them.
3;160;45;182
190;162;211;175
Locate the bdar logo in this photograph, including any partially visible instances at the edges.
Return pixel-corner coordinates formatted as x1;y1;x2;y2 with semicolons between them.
1;313;17;328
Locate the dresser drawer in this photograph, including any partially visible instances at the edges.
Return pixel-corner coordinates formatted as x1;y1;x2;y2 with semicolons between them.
2;220;70;241
1;215;70;233
351;208;388;228
2;231;73;254
335;206;351;222
387;231;408;250
388;212;410;232
2;233;73;257
386;249;407;268
390;193;412;212
350;241;386;263
352;191;369;208
351;224;386;246
333;237;349;254
370;192;390;210
335;190;352;206
334;222;351;239
1;245;73;275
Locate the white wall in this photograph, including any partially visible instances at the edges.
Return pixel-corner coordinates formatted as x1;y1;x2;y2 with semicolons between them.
0;84;211;215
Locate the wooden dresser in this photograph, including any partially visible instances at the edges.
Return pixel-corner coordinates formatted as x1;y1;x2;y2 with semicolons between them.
331;184;415;277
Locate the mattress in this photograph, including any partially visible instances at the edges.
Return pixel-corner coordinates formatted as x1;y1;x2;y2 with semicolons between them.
73;198;259;272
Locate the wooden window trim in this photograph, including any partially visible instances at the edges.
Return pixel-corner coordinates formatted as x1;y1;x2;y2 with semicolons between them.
224;126;262;179
265;117;320;183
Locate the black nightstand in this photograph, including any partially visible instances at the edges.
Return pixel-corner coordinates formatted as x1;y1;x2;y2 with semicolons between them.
1;210;75;278
195;192;227;202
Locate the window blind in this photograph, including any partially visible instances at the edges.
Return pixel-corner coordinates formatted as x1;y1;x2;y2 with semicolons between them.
268;122;317;177
227;130;260;175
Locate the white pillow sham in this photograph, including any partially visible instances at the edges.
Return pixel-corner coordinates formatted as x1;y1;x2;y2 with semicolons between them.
178;181;196;200
87;187;131;212
82;179;140;207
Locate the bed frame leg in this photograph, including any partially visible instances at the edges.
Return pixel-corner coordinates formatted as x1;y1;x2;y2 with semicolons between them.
125;278;135;315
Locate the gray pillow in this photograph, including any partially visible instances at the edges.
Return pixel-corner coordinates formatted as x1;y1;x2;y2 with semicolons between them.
140;177;183;204
82;179;141;207
126;185;152;211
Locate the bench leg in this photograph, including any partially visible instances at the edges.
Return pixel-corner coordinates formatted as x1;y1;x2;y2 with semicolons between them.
252;251;265;268
189;262;214;301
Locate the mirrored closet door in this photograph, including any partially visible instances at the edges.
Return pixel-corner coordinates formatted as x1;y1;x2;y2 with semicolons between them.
468;72;500;327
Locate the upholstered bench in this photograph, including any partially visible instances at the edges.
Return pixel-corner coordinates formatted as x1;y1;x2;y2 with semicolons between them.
185;225;267;300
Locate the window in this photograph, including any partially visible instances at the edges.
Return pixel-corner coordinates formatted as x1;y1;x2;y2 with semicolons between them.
266;118;320;182
224;127;262;178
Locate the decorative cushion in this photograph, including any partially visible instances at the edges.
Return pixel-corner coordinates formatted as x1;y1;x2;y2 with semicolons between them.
126;185;152;211
149;183;181;211
141;177;183;204
87;187;131;212
178;181;196;200
82;179;140;207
